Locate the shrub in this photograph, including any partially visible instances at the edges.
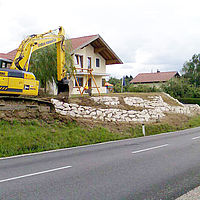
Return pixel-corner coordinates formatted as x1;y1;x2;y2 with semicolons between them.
161;78;200;98
127;84;161;93
178;98;200;105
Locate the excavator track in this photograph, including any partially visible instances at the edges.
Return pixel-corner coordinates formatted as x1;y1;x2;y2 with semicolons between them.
0;96;55;113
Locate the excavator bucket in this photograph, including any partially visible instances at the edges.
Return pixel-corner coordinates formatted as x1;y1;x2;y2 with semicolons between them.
57;77;69;102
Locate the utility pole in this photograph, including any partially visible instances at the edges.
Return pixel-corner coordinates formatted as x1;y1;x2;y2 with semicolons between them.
121;77;123;93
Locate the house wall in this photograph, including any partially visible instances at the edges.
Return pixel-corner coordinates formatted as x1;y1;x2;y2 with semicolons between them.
71;75;106;95
74;44;106;73
72;44;107;95
85;45;106;73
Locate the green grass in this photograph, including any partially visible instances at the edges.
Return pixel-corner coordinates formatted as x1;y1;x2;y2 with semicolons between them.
0;120;125;157
1;115;200;157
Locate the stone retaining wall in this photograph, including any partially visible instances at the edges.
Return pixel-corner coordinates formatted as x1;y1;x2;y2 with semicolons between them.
51;95;200;123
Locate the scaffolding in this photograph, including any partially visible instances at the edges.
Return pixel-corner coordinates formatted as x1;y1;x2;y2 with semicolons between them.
72;67;101;96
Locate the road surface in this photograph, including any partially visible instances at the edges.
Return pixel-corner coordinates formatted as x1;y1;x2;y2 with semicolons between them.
1;127;200;199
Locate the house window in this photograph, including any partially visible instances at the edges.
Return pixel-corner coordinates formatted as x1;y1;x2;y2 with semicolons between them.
96;58;100;67
88;78;92;88
102;78;106;87
74;54;83;70
75;77;83;87
87;57;91;69
1;62;6;68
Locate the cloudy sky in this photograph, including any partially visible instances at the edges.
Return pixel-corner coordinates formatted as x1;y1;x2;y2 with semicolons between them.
1;0;200;78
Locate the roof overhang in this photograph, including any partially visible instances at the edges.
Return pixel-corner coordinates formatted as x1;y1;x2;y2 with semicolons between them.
70;35;123;65
0;58;12;63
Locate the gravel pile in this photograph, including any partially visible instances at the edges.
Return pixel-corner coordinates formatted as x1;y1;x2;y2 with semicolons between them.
176;186;200;200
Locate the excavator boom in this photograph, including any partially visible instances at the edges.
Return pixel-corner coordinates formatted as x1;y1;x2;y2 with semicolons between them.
11;26;66;81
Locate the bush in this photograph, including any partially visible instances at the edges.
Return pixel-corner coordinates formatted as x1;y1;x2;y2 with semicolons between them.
178;98;200;105
127;84;161;93
161;78;200;98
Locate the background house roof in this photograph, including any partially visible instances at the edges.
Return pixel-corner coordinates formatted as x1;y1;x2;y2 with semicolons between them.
6;49;17;60
0;49;17;62
130;71;180;83
70;34;123;65
0;53;12;61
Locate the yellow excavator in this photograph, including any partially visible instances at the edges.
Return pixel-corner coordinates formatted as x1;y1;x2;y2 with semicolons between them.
0;26;68;97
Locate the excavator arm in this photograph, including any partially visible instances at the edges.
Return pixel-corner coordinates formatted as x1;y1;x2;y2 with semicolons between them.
10;26;66;82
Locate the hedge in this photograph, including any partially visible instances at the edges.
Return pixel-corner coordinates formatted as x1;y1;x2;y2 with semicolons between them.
178;98;200;105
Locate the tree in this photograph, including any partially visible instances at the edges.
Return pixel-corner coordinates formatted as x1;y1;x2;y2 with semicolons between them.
29;40;73;93
108;77;121;93
108;75;134;93
161;77;200;98
123;75;133;92
108;77;119;86
182;54;200;87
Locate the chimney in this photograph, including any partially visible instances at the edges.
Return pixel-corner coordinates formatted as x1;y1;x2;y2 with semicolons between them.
157;69;160;73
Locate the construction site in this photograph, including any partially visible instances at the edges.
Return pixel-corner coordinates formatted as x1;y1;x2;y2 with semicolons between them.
0;26;200;133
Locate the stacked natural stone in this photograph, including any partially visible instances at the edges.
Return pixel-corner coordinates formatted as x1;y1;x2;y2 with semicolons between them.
123;96;200;115
52;99;158;122
51;95;200;123
124;96;171;109
91;96;120;106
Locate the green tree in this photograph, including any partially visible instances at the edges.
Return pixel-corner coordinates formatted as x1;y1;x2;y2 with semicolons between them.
182;54;200;87
108;75;134;93
108;77;119;86
123;75;133;92
161;77;200;98
29;40;73;93
108;77;122;93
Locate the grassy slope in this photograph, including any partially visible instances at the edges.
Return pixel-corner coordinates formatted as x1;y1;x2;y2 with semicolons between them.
1;114;200;158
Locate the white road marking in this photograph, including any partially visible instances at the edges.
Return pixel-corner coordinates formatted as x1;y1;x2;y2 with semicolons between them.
0;165;72;183
132;144;169;154
192;136;200;140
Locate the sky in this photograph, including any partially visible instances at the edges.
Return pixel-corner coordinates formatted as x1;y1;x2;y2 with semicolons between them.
1;0;200;78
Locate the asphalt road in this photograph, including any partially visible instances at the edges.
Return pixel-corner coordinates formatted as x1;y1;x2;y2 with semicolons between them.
1;127;200;200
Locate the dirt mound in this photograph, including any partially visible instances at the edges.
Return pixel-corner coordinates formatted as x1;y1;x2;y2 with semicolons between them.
0;109;74;125
0;93;190;133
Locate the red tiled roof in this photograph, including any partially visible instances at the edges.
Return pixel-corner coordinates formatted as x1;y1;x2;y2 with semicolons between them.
0;53;7;59
0;49;17;61
130;71;179;83
6;49;17;60
0;53;12;61
70;35;98;51
70;34;122;64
